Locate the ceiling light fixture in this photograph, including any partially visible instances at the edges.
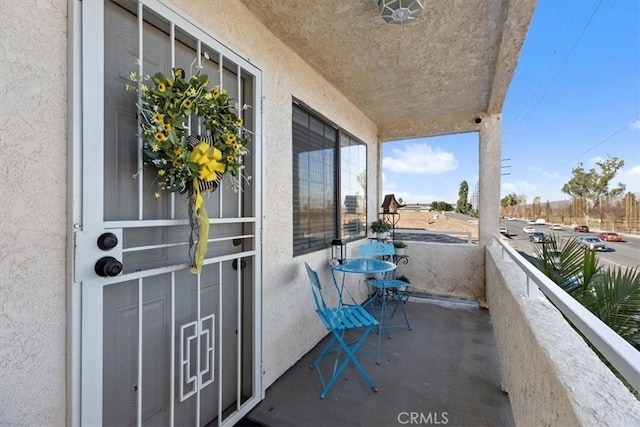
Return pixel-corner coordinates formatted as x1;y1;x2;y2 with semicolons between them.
374;0;425;25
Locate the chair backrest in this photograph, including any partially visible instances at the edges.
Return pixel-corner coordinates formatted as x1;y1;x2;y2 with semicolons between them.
305;262;327;312
359;241;395;258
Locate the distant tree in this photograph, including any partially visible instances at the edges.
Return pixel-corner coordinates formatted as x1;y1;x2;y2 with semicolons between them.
533;196;541;218
456;181;472;214
431;201;453;212
500;193;523;216
561;156;626;225
545;200;552;218
500;193;522;208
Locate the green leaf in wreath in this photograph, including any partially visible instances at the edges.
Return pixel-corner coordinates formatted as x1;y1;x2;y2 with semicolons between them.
143;148;160;159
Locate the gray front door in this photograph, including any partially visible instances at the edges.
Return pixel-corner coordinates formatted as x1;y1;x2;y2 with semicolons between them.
73;1;262;425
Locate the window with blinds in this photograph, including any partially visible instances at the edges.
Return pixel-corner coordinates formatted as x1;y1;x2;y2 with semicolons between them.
292;103;367;255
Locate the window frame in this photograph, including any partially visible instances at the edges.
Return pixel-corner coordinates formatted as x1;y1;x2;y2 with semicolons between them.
292;101;367;256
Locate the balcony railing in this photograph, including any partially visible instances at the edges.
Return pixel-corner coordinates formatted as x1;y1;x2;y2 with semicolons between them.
490;234;640;392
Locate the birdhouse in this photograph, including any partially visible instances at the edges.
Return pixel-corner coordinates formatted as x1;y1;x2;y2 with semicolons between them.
381;194;399;214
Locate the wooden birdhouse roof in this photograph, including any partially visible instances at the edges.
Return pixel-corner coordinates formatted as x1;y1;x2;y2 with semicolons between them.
381;194;398;212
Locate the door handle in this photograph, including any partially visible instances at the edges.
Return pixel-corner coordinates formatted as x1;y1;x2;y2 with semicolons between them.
232;259;246;271
97;232;118;250
95;256;123;277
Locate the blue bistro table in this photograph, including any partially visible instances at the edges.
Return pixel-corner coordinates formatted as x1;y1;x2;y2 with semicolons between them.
329;258;396;306
330;258;399;364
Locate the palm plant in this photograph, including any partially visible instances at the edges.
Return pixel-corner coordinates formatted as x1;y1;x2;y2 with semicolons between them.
580;267;640;349
534;233;640;350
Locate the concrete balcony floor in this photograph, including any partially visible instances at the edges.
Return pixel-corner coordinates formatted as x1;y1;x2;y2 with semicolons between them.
240;297;513;427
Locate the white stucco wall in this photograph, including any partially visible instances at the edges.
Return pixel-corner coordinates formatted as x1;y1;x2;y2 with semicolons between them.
399;243;485;300
0;1;68;425
478;115;501;248
486;246;640;426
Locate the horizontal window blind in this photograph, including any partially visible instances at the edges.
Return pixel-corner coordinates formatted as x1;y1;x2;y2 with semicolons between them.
292;105;337;254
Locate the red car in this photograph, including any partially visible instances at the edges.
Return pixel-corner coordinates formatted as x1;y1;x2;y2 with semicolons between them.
574;225;589;232
598;232;622;242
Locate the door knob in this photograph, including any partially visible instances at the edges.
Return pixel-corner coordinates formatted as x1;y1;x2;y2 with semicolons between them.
95;256;123;277
97;232;118;250
232;259;246;270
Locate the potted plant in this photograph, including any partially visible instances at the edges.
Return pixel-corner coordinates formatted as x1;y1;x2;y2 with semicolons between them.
393;240;407;256
397;274;411;284
370;219;392;239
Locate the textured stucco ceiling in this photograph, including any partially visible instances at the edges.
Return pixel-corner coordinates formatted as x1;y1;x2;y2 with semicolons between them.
240;0;536;140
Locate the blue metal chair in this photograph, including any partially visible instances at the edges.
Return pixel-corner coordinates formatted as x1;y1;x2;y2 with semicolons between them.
359;242;412;363
304;263;379;399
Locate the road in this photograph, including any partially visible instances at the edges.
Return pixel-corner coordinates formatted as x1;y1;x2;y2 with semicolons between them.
500;219;640;270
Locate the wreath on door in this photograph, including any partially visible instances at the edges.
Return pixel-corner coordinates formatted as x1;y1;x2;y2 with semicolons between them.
127;67;250;274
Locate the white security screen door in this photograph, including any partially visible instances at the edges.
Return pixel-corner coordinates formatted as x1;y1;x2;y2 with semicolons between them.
73;1;262;425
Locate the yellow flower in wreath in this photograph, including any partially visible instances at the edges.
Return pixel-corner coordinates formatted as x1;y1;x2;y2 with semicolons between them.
154;132;167;142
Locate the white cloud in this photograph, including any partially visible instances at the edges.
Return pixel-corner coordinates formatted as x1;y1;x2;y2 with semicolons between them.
630;119;640;130
501;180;537;197
527;166;562;180
625;164;640;177
383;143;457;174
619;164;640;193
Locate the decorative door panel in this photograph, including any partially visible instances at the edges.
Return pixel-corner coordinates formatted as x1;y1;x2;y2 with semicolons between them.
74;1;262;425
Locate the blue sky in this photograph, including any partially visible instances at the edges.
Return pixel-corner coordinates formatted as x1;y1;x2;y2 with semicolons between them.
382;0;639;205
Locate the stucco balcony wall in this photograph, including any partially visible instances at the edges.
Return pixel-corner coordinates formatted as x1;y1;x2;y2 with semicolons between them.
400;243;485;300
486;246;640;426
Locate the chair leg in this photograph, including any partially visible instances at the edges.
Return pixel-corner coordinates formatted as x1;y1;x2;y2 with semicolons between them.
317;326;378;399
311;335;338;369
389;293;412;330
373;286;393;364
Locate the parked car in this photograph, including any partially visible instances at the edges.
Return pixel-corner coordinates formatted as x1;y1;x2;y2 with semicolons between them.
522;226;535;234
529;232;549;243
598;232;622;242
499;226;509;236
578;236;607;251
549;224;563;230
574;225;589;232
